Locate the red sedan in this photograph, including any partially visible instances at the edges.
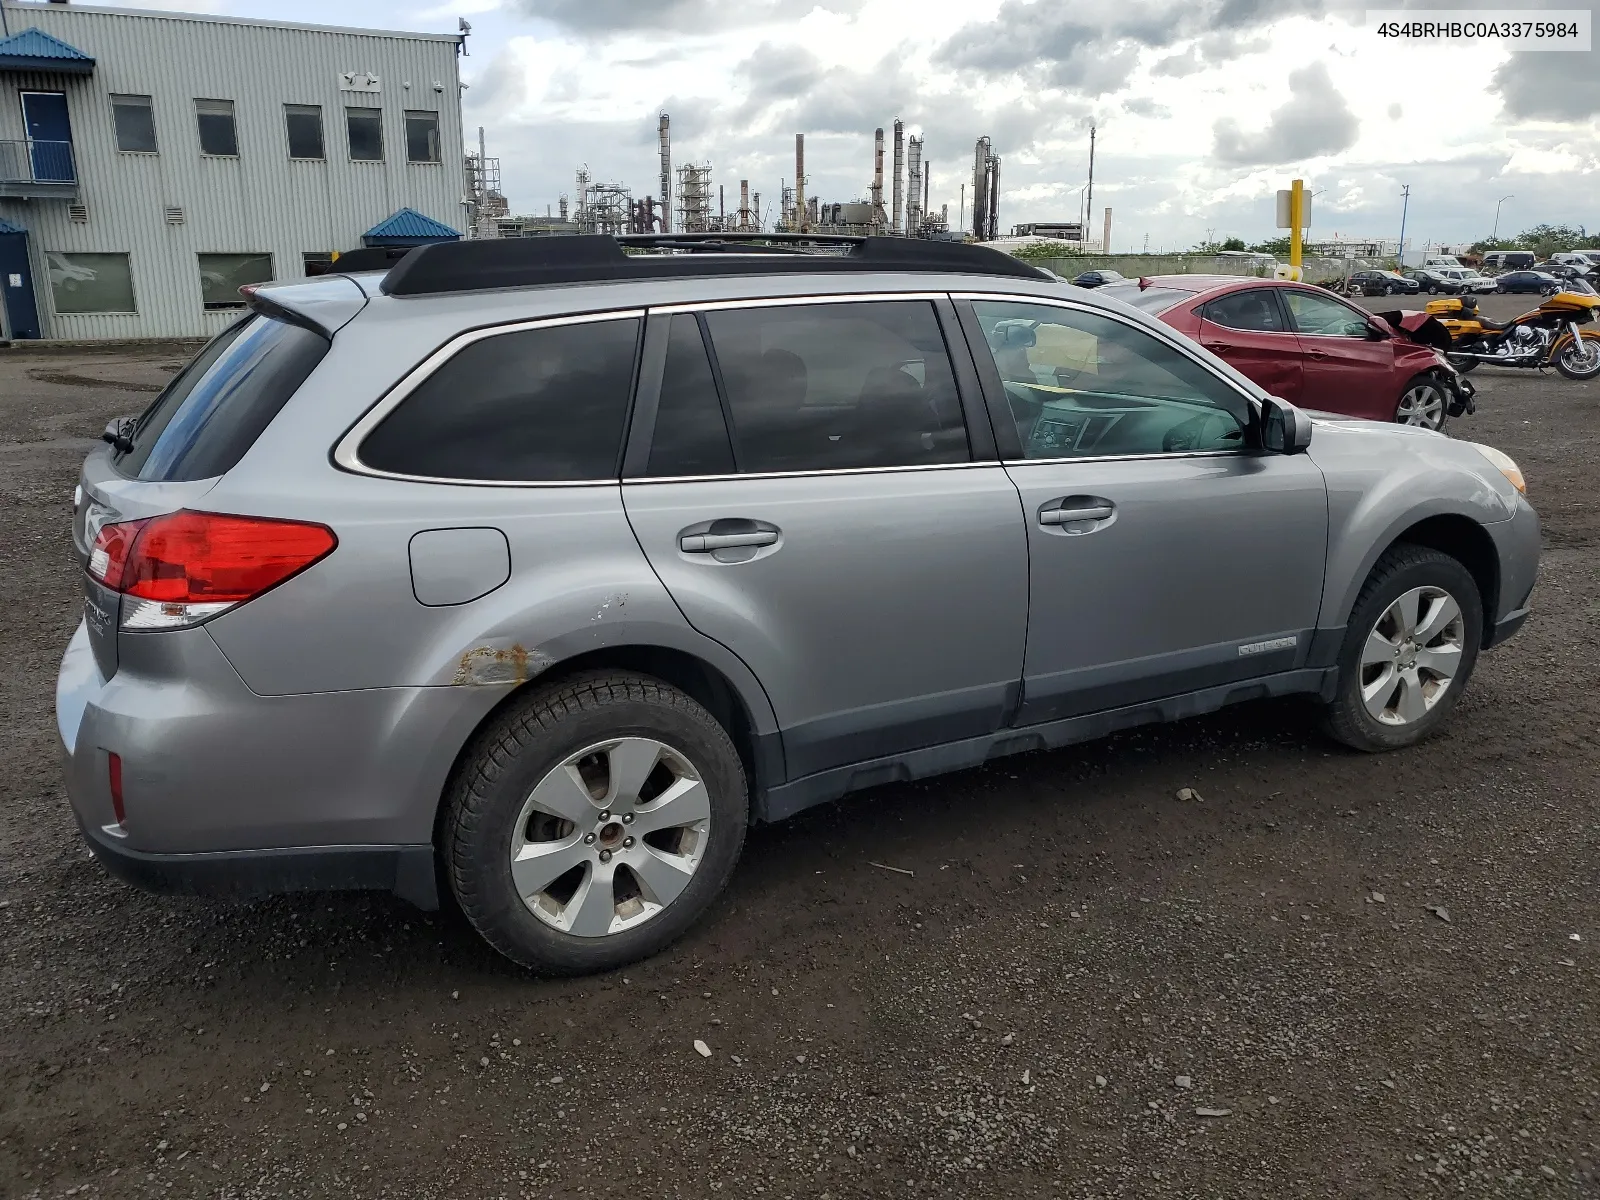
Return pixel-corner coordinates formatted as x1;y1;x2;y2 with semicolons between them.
1097;275;1471;431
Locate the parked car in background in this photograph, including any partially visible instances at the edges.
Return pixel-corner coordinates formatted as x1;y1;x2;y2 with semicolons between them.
1403;268;1466;295
1422;255;1466;270
58;237;1534;974
1071;269;1127;288
1347;270;1421;296
1537;261;1599;286
1481;251;1537;272
1496;270;1563;295
1099;275;1473;431
1547;251;1600;270
1451;268;1500;294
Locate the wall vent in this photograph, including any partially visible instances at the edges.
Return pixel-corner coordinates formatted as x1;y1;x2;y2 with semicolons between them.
68;203;88;223
165;206;185;225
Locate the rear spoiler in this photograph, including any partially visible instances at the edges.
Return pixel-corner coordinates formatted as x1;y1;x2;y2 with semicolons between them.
239;275;369;339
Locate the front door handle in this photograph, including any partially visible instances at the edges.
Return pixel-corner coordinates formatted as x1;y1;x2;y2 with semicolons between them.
680;530;779;553
1040;499;1115;526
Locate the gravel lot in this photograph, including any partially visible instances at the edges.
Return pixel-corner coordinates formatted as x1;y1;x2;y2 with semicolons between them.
1;303;1596;1198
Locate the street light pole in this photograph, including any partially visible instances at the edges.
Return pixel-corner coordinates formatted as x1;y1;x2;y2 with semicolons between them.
1492;194;1514;242
1397;184;1411;266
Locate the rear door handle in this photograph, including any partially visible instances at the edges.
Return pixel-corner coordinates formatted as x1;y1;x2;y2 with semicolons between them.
1305;349;1329;360
680;530;779;553
1204;340;1233;353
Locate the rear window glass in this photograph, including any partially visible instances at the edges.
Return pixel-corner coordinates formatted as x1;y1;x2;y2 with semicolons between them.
1095;284;1196;315
116;315;329;482
359;317;641;482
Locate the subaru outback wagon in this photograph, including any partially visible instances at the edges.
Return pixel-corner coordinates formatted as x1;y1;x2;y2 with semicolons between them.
58;234;1539;975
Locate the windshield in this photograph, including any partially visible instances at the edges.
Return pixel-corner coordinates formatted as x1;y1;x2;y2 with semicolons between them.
115;315;329;482
1095;283;1196;314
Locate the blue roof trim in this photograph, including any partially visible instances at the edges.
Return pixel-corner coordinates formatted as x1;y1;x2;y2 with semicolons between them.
362;207;460;241
0;217;27;235
0;28;97;74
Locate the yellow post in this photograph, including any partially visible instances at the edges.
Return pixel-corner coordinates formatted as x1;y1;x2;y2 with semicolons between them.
1289;178;1304;274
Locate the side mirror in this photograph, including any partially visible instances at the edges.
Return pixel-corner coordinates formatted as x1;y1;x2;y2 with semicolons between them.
1365;322;1392;340
1261;396;1313;455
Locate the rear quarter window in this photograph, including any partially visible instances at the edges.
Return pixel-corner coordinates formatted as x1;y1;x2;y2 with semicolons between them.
357;316;641;482
116;315;329;482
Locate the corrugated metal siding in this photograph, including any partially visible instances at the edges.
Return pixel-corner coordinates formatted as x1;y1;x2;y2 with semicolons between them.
0;3;462;338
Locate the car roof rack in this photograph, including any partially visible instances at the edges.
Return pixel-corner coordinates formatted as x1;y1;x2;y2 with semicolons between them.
378;232;1050;297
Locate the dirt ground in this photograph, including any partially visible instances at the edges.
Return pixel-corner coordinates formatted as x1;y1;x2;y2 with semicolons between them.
1;298;1596;1199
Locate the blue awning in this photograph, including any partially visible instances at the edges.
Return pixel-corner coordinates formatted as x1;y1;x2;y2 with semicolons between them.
362;207;460;247
0;28;96;75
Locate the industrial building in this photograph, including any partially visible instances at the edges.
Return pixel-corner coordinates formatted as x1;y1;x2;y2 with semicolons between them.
0;1;464;340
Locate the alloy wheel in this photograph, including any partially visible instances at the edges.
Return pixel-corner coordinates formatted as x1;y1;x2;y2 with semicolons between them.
1559;338;1600;373
1395;383;1445;429
1359;586;1465;726
509;737;711;937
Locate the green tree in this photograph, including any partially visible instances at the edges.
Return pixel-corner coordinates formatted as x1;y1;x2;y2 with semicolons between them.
1221;236;1247;251
1010;241;1087;261
1250;235;1292;256
1513;223;1588;257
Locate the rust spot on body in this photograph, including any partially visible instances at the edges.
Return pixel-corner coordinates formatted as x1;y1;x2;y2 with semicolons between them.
452;643;551;687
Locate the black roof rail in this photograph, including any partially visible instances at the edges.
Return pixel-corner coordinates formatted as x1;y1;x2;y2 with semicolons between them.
378;233;1049;297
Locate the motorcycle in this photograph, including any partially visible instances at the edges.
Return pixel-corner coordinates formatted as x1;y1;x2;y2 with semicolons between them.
1421;289;1600;380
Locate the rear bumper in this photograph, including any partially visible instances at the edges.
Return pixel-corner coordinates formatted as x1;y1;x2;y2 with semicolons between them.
76;814;439;908
55;619;501;905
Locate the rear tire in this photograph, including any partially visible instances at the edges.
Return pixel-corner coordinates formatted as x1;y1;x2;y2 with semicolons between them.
444;671;748;975
1325;545;1483;752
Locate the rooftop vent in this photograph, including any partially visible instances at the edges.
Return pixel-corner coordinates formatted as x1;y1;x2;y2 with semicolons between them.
68;202;87;223
165;205;184;225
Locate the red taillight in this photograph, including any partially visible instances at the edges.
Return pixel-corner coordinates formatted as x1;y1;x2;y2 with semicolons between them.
108;752;126;826
88;511;336;628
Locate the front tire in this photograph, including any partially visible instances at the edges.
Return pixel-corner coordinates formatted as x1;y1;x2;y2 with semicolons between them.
1325;545;1483;752
1394;376;1448;430
1554;333;1600;380
444;672;749;975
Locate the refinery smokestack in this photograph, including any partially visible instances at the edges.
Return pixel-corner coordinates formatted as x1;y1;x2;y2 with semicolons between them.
872;127;885;229
795;134;807;232
658;113;672;234
906;134;922;237
892;119;904;234
740;179;750;230
971;137;989;240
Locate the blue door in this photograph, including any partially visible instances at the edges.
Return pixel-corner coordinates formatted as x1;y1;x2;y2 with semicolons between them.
21;92;74;183
0;229;42;339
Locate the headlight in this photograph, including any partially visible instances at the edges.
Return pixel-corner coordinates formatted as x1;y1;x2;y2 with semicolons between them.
1470;443;1526;495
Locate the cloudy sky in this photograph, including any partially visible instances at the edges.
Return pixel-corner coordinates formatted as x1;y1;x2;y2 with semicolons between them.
96;0;1598;250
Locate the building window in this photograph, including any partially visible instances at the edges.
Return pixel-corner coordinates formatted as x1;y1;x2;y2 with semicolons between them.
303;252;335;277
195;98;238;157
198;253;272;309
47;252;137;315
346;107;382;161
110;94;157;153
284;104;325;160
404;110;440;163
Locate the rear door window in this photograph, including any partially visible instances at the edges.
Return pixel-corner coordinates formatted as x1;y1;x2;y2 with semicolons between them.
115;315;328;481
1199;289;1289;332
358;316;640;482
701;300;969;473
